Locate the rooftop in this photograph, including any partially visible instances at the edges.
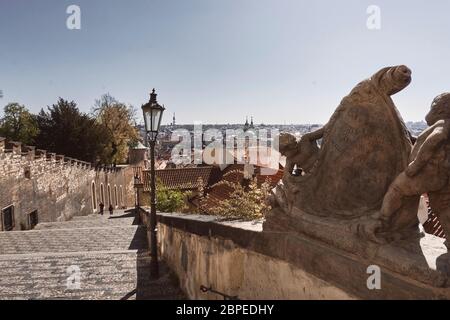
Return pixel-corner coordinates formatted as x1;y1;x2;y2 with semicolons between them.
142;166;221;192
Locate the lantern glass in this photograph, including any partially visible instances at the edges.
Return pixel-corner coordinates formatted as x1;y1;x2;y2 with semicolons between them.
142;105;164;141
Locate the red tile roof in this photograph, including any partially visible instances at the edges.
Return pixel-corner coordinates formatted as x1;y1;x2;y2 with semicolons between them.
423;210;446;238
199;165;283;210
137;162;283;211
142;166;218;191
423;196;447;239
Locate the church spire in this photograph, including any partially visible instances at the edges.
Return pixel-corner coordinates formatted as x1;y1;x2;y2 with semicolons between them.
244;116;250;131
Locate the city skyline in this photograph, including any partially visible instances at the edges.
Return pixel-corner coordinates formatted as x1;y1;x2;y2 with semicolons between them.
1;1;450;303
2;0;450;124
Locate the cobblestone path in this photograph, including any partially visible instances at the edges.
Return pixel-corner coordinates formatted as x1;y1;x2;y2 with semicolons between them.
0;210;185;300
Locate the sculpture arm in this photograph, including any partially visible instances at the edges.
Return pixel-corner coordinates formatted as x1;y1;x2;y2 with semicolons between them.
301;102;347;143
413;125;435;149
302;127;325;141
406;128;447;177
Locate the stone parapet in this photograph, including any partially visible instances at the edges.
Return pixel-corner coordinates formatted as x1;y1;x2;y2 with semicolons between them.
138;209;450;300
0;136;120;175
0;136;134;231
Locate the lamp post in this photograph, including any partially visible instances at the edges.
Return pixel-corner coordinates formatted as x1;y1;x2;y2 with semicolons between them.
134;174;143;223
141;88;165;278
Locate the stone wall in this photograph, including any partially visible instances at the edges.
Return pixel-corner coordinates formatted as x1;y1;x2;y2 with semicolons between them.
0;137;135;231
138;209;450;300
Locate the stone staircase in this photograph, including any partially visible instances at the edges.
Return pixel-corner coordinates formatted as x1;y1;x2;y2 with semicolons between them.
0;210;185;300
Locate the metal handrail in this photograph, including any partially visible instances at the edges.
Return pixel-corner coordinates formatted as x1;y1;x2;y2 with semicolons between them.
200;285;239;300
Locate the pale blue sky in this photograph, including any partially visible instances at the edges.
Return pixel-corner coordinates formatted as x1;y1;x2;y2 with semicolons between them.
0;0;449;124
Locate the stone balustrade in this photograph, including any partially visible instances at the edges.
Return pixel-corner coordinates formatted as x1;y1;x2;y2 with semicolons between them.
138;208;450;300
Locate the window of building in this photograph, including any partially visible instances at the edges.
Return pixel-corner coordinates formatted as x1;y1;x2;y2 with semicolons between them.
120;185;124;207
100;184;105;204
107;184;112;206
29;210;38;230
114;185;118;208
91;182;97;212
1;205;15;231
24;167;31;179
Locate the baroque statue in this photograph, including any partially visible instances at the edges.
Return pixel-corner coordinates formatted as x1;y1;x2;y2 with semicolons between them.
266;65;440;245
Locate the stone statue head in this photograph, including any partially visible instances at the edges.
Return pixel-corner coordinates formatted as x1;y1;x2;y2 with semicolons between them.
279;133;298;156
426;93;450;126
371;65;412;96
343;65;412;108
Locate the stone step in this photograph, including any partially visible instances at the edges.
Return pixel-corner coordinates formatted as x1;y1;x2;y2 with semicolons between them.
0;208;185;300
34;210;137;230
0;225;148;255
0;251;184;300
34;216;137;230
70;210;134;220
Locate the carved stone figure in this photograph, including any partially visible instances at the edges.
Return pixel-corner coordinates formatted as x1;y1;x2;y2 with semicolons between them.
278;133;299;177
379;93;450;246
278;132;319;177
267;65;413;219
264;65;426;249
264;69;450;289
274;132;321;213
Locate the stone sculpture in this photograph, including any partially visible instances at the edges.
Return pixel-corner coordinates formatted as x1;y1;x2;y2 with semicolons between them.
266;66;421;244
379;93;450;247
265;67;450;290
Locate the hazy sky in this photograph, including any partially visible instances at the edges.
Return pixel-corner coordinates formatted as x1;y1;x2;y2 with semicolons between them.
1;0;449;124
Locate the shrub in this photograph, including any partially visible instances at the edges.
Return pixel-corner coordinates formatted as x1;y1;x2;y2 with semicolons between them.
156;182;190;213
199;172;272;221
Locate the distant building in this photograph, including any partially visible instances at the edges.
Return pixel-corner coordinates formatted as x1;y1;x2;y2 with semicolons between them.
128;141;148;168
244;117;250;132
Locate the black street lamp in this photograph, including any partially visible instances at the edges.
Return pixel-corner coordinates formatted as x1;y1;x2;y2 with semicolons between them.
141;88;165;278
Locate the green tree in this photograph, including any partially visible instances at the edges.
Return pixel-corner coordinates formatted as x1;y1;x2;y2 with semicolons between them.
156;180;189;213
92;94;139;164
36;98;108;163
0;103;39;144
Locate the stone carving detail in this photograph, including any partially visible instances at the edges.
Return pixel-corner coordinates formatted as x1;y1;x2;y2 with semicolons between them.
266;66;417;242
279;132;320;177
265;66;450;288
269;66;413;213
379;93;450;247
